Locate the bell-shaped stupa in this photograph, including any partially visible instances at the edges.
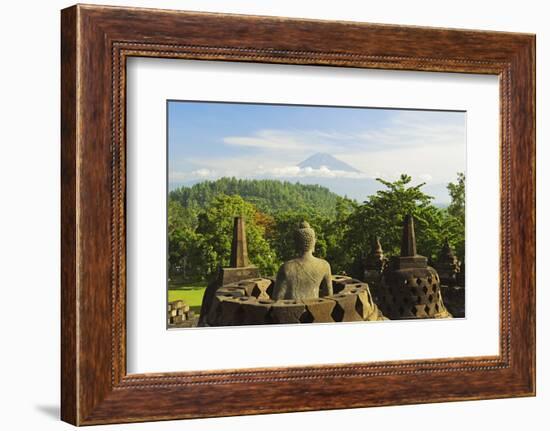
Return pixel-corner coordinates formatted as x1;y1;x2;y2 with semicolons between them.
378;215;451;319
433;239;460;287
364;236;387;283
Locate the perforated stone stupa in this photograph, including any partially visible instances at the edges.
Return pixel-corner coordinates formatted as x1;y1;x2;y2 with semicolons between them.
433;239;461;287
377;215;451;319
198;216;260;325
199;220;385;326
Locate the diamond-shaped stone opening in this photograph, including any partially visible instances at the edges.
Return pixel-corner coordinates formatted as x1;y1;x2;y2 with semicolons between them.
428;294;434;303
427;277;432;283
411;306;418;316
435;303;440;312
424;305;430;315
355;297;363;317
331;303;345;322
423;285;428;294
266;283;274;298
251;286;262;298
300;309;314;323
416;278;422;285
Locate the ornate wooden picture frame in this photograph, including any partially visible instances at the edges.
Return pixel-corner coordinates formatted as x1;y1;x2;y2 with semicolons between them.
61;4;535;425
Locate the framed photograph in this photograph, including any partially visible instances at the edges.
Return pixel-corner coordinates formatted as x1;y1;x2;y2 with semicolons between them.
61;4;535;425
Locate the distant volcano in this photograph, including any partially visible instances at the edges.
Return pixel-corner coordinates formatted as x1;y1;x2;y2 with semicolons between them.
298;152;361;173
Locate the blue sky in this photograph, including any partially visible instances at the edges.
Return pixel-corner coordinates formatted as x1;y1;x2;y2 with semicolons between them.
168;101;466;202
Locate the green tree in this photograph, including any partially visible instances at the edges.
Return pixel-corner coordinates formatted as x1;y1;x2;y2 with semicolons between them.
443;172;466;262
269;210;330;263
169;177;341;217
344;174;445;261
194;194;280;277
167;200;200;279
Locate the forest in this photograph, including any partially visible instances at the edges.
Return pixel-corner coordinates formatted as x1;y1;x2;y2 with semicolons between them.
168;173;465;283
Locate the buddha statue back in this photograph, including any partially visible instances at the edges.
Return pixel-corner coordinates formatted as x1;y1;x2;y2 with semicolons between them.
272;221;333;300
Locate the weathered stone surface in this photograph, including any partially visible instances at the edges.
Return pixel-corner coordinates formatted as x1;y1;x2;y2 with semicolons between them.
272;221;333;300
236;278;273;300
171;315;184;324
203;288;243;326
302;298;336;323
217;297;246;326
433;239;461;286
329;291;362;322
332;276;362;294
240;297;273;325
269;300;307;324
198;267;259;326
441;285;465;318
216;285;247;297
363;237;387;284
379;215;451;320
167;299;196;327
230;216;250;268
350;284;386;321
197;216;261;326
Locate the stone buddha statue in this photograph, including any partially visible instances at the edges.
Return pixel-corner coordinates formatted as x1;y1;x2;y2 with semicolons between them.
272;221;333;300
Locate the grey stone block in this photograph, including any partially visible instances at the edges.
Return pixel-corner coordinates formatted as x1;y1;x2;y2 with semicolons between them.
269;300;307;324
302;298;336;323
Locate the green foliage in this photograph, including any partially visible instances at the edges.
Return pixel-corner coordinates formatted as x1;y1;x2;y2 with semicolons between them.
187;194;279;278
167;174;466;282
344;174;444;261
444;172;466;261
169;177;340;217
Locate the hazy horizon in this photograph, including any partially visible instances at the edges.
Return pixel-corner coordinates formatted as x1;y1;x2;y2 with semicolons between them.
168;101;466;203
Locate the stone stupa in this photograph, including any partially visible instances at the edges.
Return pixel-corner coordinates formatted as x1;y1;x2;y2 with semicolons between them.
200;220;386;326
198;216;261;325
363;236;387;285
377;214;451;319
433;238;461;287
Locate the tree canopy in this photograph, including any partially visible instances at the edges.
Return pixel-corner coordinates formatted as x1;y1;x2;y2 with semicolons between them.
168;174;466;282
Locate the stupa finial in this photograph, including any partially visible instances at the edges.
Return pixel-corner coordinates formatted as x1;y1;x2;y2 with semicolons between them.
373;236;383;255
400;214;417;257
230;216;250;267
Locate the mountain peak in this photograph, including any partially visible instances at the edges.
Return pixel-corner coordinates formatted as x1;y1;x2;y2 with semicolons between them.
298;153;361;173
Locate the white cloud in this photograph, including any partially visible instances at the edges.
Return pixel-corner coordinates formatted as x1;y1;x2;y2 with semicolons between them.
264;165;374;179
169;168;216;182
223;129;333;153
169;164;376;183
171;110;465;185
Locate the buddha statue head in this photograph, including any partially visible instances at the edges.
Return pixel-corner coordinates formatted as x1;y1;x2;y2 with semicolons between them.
294;221;316;255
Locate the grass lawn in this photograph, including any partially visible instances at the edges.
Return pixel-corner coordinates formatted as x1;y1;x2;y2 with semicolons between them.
168;285;206;315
